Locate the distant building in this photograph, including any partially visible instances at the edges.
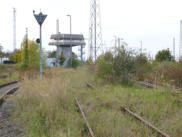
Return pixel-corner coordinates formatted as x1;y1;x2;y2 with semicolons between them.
0;58;9;64
49;34;86;66
46;58;56;67
49;20;86;67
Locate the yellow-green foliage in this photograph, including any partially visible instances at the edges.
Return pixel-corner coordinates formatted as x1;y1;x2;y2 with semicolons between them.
20;40;41;68
13;50;21;63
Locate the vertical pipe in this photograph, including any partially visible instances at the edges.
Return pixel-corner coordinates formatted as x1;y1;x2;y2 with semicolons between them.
40;25;42;79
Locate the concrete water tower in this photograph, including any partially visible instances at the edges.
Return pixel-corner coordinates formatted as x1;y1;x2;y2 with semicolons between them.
49;20;86;66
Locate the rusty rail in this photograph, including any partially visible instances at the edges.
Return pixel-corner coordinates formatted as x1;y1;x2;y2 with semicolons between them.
0;80;19;89
86;82;95;89
0;86;19;104
75;97;96;137
121;107;170;137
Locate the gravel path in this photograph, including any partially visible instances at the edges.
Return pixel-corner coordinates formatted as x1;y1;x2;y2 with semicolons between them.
0;84;22;137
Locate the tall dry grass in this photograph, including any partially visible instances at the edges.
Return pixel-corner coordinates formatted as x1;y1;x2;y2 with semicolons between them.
15;69;85;137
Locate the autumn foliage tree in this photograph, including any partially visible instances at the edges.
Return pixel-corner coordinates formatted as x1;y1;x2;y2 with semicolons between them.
20;39;43;69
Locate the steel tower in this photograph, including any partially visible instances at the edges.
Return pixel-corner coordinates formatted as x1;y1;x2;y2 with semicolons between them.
88;0;103;61
13;8;16;51
180;21;182;59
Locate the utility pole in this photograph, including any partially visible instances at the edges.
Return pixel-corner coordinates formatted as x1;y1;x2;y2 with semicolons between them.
140;41;143;54
173;38;175;60
114;36;117;48
67;15;72;67
24;28;29;66
118;38;121;48
56;20;59;66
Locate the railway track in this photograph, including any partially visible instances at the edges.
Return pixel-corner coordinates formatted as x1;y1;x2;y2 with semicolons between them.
76;82;170;137
0;81;21;137
0;81;20;102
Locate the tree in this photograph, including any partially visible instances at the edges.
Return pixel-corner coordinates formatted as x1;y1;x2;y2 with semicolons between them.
67;52;82;68
134;53;151;80
59;51;65;65
48;51;56;58
21;39;43;69
13;50;21;63
155;49;173;62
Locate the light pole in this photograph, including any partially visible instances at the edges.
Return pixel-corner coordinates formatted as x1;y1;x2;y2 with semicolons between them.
67;15;72;67
33;10;47;79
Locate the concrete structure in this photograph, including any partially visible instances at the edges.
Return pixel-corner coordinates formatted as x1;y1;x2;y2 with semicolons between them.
46;58;56;67
49;21;86;66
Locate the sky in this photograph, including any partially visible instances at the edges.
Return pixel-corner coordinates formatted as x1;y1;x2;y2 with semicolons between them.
0;0;182;59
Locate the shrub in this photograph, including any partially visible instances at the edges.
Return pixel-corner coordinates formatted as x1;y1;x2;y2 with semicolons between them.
134;53;152;81
59;51;65;65
96;46;136;85
113;46;135;84
162;62;182;88
67;53;82;68
95;52;114;81
85;57;93;65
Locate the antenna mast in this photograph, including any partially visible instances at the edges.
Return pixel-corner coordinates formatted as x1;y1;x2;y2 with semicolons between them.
13;8;16;51
88;0;103;61
179;21;182;60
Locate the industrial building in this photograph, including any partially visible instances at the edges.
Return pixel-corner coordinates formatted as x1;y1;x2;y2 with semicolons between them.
49;21;86;66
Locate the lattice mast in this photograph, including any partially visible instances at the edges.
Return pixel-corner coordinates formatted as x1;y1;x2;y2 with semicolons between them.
13;8;16;51
179;21;182;60
88;0;103;61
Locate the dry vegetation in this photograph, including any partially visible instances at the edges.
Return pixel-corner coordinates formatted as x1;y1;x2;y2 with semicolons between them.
14;67;182;137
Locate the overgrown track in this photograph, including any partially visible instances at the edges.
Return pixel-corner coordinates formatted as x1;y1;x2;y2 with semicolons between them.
84;82;170;137
0;81;20;102
0;82;21;137
75;97;96;137
0;80;19;89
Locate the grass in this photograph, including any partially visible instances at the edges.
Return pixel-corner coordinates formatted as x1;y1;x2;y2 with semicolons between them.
0;64;20;85
13;67;182;137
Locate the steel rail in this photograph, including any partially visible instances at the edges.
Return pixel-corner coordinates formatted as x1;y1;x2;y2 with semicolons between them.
75;97;96;137
0;80;19;89
0;86;19;104
121;107;170;137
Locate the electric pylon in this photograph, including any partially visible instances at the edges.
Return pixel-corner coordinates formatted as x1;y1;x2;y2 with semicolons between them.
88;0;103;61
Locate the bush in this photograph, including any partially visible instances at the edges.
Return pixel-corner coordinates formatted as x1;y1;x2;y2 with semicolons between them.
113;46;135;84
85;57;93;65
67;53;82;69
134;53;152;81
162;62;182;88
95;52;114;81
96;46;136;84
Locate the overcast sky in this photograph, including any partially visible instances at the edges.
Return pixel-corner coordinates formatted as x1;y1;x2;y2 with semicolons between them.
0;0;182;58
